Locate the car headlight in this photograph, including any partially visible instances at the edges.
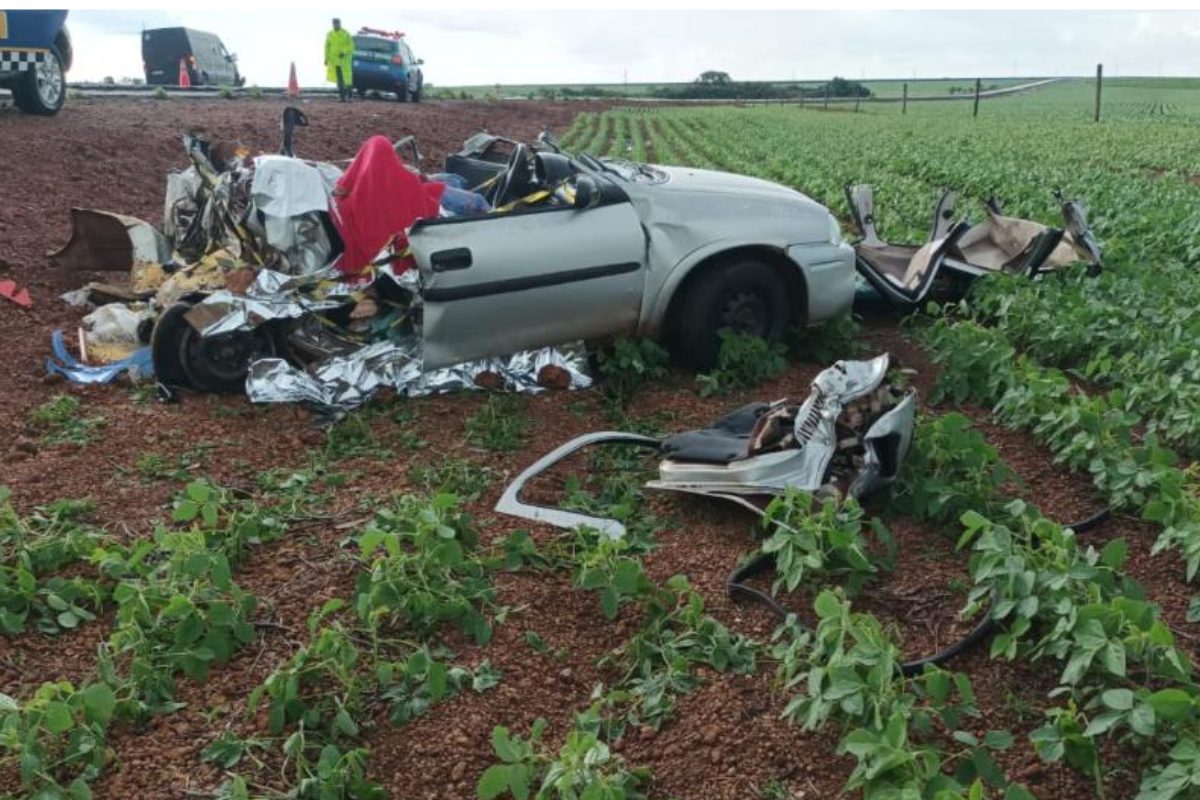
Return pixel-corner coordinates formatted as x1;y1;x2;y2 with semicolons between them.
828;214;843;245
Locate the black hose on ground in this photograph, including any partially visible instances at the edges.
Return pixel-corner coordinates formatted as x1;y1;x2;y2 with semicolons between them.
726;551;997;676
725;508;1110;675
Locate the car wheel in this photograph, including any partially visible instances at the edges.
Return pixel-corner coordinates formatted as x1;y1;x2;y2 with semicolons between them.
12;46;65;116
395;87;408;102
410;85;421;103
178;316;277;394
672;258;793;370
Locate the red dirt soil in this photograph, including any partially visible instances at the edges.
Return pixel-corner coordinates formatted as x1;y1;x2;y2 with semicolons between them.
0;97;1190;800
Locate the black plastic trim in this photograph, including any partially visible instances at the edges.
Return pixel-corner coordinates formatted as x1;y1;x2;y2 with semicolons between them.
431;247;473;272
424;261;640;303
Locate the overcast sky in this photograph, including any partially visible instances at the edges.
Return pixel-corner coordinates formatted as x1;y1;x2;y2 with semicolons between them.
65;9;1200;87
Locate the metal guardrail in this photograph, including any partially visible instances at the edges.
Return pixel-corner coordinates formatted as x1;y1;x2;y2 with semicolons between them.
37;77;1061;104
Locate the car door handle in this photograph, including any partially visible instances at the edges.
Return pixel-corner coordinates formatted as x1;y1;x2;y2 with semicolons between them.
431;247;473;272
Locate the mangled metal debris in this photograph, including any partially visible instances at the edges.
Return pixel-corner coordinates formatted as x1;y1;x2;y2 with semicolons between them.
45;109;597;404
848;184;1103;305
494;353;916;536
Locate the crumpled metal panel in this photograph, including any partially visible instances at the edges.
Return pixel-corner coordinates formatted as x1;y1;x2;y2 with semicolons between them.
185;267;347;337
164;167;204;254
250;155;340;218
786;352;890;490
649;353;903;497
48;209;173;272
847;389;918;499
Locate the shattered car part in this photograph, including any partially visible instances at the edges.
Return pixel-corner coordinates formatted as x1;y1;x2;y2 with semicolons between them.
495;354;915;534
493;432;663;538
849;184;1103;305
650;353;916;501
49;209;172;273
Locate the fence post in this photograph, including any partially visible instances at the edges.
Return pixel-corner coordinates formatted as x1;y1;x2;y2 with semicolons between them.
1094;63;1103;122
973;77;981;118
902;82;907;115
855;95;860;113
824;84;829;110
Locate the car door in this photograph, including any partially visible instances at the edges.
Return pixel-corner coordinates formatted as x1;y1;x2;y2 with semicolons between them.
410;200;647;369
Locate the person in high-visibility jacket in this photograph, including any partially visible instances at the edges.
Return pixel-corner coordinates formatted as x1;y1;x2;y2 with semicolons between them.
324;18;354;102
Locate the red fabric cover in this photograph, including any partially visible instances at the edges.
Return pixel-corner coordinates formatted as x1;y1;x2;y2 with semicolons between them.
331;135;445;278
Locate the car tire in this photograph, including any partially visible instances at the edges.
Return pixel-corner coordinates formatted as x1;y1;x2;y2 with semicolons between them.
395;87;408;102
410;85;421;103
672;257;793;370
12;45;66;116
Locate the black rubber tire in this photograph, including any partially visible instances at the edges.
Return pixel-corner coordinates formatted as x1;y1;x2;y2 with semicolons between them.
178;323;277;395
395;87;408;102
672;258;793;370
150;303;195;388
12;46;65;116
410;85;421;103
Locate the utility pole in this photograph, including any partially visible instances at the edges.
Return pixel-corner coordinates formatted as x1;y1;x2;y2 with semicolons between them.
902;82;907;115
972;77;981;118
1094;63;1103;123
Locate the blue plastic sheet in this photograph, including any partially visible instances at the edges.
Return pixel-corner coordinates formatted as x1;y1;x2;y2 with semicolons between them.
45;330;154;384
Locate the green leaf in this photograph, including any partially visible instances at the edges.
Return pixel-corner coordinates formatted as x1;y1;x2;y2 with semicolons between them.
1130;703;1156;737
1100;537;1127;569
42;701;74;733
491;726;519;763
335;706;360;737
600;586;620;620
1102;688;1134;711
813;590;841;619
82;683;116;725
1147;688;1194;722
477;765;510;800
173;499;200;522
1101;641;1127;677
508;763;532;800
983;729;1014;750
66;778;93;800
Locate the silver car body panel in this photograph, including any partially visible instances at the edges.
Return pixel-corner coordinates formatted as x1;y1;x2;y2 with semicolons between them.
411;202;647;370
493;431;662;538
650;353;910;497
414;157;856;367
624;165;854;336
495;354;915;535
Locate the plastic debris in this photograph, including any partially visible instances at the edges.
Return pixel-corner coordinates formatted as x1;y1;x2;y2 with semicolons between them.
45;330;153;384
0;279;32;308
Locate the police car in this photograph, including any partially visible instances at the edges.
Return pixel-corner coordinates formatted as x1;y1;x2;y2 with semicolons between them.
0;9;71;115
351;27;423;102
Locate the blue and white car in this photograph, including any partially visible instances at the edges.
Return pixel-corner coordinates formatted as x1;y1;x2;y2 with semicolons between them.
351;27;423;102
0;9;71;115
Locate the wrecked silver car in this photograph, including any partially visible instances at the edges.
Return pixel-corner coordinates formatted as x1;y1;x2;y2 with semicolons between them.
49;114;857;406
848;184;1103;306
496;353;916;537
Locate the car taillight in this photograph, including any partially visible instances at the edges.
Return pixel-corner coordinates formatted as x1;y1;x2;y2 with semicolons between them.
391;55;404;65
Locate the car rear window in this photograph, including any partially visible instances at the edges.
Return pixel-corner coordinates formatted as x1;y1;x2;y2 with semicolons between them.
353;36;396;54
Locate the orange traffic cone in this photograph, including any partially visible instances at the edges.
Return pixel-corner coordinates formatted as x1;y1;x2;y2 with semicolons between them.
286;62;300;97
178;58;191;88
